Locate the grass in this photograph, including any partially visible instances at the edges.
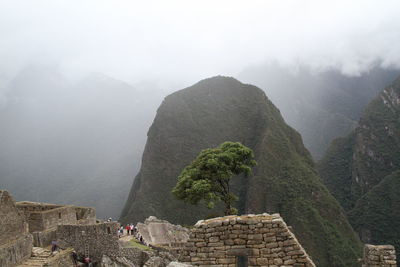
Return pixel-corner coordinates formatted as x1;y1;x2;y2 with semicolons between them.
127;238;153;251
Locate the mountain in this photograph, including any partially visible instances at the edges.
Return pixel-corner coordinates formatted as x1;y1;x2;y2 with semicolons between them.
121;76;362;267
0;66;164;218
318;75;400;260
238;63;399;159
348;170;400;253
319;76;400;210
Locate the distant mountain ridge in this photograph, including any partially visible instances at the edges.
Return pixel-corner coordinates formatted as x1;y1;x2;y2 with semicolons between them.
121;76;362;267
239;63;399;159
0;66;164;218
318;75;400;262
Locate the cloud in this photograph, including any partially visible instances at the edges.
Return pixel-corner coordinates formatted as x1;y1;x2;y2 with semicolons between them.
0;0;399;83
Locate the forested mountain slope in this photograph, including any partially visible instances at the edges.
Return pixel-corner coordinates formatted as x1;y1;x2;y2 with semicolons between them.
121;76;362;267
239;64;399;159
319;75;400;262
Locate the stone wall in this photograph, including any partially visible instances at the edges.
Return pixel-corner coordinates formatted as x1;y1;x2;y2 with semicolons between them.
16;201;63;212
0;234;33;267
17;201;96;233
120;247;150;266
24;206;78;232
0;190;33;267
75;206;96;225
181;214;315;267
0;191;28;243
56;222;120;262
32;228;57;247
362;244;397;267
44;248;75;267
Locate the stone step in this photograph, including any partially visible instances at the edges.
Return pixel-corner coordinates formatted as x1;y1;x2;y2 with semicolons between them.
17;247;54;267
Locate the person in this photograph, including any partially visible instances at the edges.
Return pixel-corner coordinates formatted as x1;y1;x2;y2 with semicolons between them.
119;226;123;238
84;257;93;267
71;250;78;267
130;224;134;235
51;240;58;252
126;224;130;235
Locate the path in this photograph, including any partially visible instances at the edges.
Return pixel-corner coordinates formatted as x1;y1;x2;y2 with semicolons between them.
17;247;52;267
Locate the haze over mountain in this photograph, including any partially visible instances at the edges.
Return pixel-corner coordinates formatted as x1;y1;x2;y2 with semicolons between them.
239;63;399;159
1;3;400;265
121;76;362;267
319;75;400;261
0;65;165;218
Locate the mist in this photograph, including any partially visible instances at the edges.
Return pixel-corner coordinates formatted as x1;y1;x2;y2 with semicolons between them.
1;0;400;218
1;0;400;83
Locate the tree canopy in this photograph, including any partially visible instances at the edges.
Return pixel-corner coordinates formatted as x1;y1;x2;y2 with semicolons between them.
172;141;256;215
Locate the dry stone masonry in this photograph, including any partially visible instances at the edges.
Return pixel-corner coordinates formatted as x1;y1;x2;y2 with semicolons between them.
0;190;33;267
362;244;397;267
57;222;120;262
16;200;96;247
181;213;315;267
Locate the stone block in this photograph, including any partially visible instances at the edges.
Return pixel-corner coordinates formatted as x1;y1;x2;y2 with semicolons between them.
209;236;220;242
233;239;246;245
256;258;269;265
217;258;235;264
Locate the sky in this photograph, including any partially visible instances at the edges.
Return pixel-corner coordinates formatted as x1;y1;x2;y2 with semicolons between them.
1;0;400;85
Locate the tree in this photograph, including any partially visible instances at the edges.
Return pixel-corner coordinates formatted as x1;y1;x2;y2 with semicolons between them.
172;141;256;216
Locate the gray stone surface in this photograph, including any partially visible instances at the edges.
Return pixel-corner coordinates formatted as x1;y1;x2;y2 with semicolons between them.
0;234;33;267
0;190;29;243
167;261;194;267
362;244;397;267
136;217;189;247
17;201;96;233
32;228;57;247
0;190;33;267
101;254;136;267
181;213;316;267
57;222;120;262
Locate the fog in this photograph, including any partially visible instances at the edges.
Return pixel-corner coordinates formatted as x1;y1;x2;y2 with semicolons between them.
1;0;400;84
1;0;400;218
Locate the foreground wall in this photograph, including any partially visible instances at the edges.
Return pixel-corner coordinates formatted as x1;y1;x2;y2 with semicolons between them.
57;222;120;262
0;234;33;267
0;190;33;267
181;214;315;267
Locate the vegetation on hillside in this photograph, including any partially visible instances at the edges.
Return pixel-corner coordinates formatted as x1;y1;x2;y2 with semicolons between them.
318;75;400;264
172;141;256;215
121;76;362;267
349;171;400;262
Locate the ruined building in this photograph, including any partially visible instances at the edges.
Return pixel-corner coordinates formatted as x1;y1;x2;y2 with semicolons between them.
16;200;96;247
0;190;33;267
181;214;316;267
2;189;399;267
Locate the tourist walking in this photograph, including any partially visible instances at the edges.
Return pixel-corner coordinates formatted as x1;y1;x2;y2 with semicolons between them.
130;224;134;235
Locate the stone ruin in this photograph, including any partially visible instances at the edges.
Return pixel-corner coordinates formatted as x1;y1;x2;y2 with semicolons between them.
16;200;96;247
136;216;190;248
2;188;399;267
0;190;33;267
180;213;316;267
362;244;397;267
